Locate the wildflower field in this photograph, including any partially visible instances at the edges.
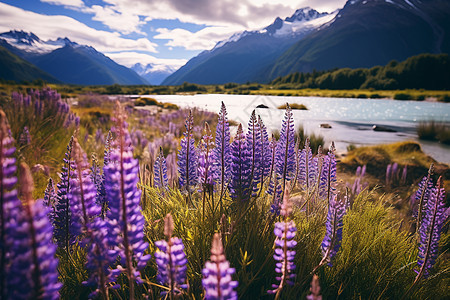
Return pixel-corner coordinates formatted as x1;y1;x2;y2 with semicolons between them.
0;88;449;300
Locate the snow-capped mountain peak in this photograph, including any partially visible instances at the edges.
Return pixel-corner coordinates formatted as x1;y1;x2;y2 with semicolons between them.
0;30;75;54
210;7;338;51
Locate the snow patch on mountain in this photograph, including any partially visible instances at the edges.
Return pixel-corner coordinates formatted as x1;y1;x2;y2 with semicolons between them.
211;7;337;51
0;30;76;54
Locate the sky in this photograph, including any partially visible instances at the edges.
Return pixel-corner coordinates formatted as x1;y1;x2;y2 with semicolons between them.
0;0;346;71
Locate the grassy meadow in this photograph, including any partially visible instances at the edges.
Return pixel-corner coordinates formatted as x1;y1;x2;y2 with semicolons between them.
0;86;449;299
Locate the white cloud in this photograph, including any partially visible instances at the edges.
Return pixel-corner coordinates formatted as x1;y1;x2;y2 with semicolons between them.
154;26;243;51
41;0;85;7
0;3;157;53
106;51;187;72
88;5;145;35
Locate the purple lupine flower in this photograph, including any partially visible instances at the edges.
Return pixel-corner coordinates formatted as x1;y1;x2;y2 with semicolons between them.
246;110;261;195
267;134;277;190
0;110;19;299
212;102;232;200
312;146;324;201
6;163;61;300
298;138;315;192
198;122;215;189
415;177;446;281
154;214;188;297
268;175;282;215
202;233;238;300
90;153;102;193
257;116;271;191
306;274;322;300
229;124;252;202
103;130;114;166
54;136;74;250
178;110;198;192
43;178;57;223
292;138;301;188
275;104;296;191
19;126;31;145
84;215;119;299
385;164;392;187
154;147;169;189
319;142;337;203
104;103;151;297
68;139;101;240
269;188;297;296
318;194;346;268
415;164;434;233
401;165;407;184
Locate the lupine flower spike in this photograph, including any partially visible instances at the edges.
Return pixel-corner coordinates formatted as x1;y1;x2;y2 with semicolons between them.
415;164;434;235
257;115;271;195
155;214;188;298
104;102;151;299
313;193;346;273
415;176;446;283
319;142;337;204
178;110;198;195
275;104;296;193
229;124;252;203
69;138;101;240
7;163;61;299
0;109;20;299
213;102;231;212
246;110;261;195
198;123;215;220
154;147;169;189
53;136;74;250
306;274;322;300
269;187;297;298
202;233;238;300
43;178;57;223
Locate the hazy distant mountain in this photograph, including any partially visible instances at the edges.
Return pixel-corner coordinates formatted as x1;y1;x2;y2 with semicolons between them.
269;0;450;79
0;30;148;85
131;63;177;85
162;7;337;85
0;45;59;83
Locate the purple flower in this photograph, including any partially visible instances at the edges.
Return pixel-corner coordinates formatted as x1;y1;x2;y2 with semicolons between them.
54;136;74;249
6;163;61;300
198;122;215;189
257;116;271;190
154;214;188;297
246;110;261;195
84;217;118;299
212;102;231;190
177;110;198;192
104;103;151;295
68;139;102;240
43;178;57;223
319;142;337;203
415;177;446;281
229;124;252;202
319;194;346;267
202;233;238;300
0;110;19;299
154;147;169;189
19;126;31;145
298;138;315;192
269;189;297;295
415;164;434;230
275;104;296;191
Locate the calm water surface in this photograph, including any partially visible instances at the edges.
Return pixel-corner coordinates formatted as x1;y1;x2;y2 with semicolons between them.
148;94;450;164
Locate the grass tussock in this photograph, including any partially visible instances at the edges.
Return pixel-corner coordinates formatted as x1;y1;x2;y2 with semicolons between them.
417;121;450;144
278;103;308;110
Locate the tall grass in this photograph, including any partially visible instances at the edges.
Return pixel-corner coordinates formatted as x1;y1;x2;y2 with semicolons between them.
417;121;450;144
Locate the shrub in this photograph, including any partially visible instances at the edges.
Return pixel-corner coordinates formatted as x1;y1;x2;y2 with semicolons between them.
393;92;413;100
278;103;308;110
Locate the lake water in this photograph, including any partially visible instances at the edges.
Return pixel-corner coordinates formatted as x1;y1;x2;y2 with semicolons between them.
147;94;450;164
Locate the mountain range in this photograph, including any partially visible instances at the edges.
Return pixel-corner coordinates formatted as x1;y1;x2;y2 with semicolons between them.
164;0;450;85
0;30;147;85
